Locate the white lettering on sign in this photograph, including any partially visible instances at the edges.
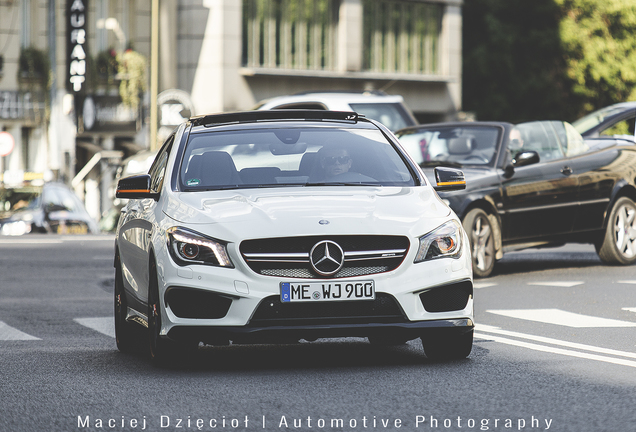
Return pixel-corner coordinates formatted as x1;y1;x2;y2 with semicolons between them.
68;0;87;92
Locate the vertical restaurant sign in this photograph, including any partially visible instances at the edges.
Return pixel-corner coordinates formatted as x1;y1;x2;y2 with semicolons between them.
67;0;88;93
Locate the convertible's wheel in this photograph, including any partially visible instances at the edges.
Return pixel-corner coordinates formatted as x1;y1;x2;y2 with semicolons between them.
597;197;636;265
114;257;143;353
463;208;496;278
421;330;473;360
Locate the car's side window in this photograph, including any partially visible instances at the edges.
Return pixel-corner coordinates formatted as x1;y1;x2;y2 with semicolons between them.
600;115;635;138
515;121;565;162
149;136;174;194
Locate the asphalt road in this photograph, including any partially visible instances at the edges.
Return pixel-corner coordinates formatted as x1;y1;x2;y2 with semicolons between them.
1;236;635;432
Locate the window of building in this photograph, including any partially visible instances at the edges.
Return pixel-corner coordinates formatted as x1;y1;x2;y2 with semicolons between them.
362;0;443;75
242;0;338;71
21;0;31;48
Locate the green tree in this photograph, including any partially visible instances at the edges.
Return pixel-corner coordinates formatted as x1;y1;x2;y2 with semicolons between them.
462;0;636;123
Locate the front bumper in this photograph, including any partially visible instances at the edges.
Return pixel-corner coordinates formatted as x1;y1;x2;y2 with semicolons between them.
153;233;474;345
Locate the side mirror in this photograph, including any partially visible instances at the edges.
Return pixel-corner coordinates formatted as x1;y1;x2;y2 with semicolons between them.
433;166;466;192
116;174;158;200
512;150;540;167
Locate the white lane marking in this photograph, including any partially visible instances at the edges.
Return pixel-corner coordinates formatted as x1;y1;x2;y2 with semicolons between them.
0;239;64;245
474;282;497;289
475;324;636;359
618;280;636;284
623;307;636;314
487;308;636;328
527;281;584;287
74;317;115;338
474;332;636;369
0;321;40;340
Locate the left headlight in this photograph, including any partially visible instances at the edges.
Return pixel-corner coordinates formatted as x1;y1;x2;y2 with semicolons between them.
167;227;234;268
414;220;463;263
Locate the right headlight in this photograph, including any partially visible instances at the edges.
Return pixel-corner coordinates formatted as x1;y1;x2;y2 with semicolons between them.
414;220;463;263
167;227;234;268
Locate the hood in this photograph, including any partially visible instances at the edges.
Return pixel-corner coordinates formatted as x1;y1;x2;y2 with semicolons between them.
163;186;453;240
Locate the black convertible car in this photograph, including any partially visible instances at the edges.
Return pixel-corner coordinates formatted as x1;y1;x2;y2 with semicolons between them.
396;120;636;277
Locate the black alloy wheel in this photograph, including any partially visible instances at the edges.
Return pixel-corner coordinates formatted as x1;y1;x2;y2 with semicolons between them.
421;330;473;361
463;208;496;278
597;197;636;265
114;255;143;353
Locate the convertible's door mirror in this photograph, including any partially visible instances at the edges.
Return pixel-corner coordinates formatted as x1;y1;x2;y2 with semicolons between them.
512;150;540;167
116;174;158;200
433;167;466;192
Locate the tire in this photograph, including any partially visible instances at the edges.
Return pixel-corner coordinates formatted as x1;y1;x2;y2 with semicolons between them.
114;256;144;353
597;197;636;265
421;330;473;360
463;208;496;278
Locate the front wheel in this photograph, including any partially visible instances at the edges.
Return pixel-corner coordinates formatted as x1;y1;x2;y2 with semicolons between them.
421;330;473;360
597;197;636;265
463;208;496;278
114;256;144;353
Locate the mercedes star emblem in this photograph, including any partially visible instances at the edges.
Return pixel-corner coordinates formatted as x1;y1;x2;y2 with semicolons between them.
310;240;345;276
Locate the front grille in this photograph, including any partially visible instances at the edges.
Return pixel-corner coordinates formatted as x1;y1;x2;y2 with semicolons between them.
165;287;233;319
419;280;472;313
240;235;409;279
249;293;407;326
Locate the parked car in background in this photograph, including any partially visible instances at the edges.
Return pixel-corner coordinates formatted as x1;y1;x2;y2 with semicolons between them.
0;182;98;236
572;102;636;141
114;110;473;364
98;150;157;232
255;91;418;132
397;120;636;277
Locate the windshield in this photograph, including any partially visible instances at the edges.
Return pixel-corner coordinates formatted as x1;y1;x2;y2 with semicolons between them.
397;126;501;166
0;186;41;217
179;126;416;191
348;103;415;131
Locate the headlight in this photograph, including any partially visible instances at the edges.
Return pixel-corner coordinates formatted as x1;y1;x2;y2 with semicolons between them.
414;220;463;263
0;221;31;236
167;227;233;268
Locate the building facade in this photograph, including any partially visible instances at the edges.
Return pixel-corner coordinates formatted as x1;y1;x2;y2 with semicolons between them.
0;0;462;224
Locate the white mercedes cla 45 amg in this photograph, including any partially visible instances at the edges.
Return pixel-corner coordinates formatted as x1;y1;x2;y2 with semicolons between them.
114;110;473;363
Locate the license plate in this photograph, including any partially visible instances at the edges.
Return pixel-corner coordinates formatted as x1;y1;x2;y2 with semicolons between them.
280;281;375;302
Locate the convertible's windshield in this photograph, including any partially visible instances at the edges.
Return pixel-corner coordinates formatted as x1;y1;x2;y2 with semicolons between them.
179;126;416;190
397;126;501;166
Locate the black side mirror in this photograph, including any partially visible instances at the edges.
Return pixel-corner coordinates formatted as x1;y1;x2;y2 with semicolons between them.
433;166;466;192
512;150;540;167
116;174;158;200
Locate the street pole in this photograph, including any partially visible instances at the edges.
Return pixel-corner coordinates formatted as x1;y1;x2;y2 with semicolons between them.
150;0;159;151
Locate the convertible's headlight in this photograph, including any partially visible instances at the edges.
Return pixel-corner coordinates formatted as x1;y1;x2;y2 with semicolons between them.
0;221;31;236
167;227;233;268
414;220;463;263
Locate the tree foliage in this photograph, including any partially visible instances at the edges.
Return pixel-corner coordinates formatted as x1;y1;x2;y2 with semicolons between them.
462;0;636;123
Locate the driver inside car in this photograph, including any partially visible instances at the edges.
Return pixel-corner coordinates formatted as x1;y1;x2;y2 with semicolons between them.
319;147;353;179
